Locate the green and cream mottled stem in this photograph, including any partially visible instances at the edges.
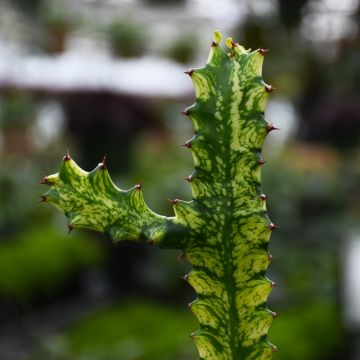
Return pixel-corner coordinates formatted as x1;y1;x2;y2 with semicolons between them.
41;155;186;245
41;29;278;360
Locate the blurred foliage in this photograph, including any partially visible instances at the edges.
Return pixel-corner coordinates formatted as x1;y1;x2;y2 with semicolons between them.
263;145;350;303
270;300;344;360
0;91;36;129
31;299;343;360
128;113;193;215
37;301;197;360
0;159;38;230
277;0;309;28
0;225;104;304
107;20;147;58
38;3;73;53
5;0;44;16
0;151;73;232
164;34;198;64
38;4;71;33
64;93;159;174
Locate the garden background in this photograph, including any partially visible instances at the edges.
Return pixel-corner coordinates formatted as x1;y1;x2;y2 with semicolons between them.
0;0;359;359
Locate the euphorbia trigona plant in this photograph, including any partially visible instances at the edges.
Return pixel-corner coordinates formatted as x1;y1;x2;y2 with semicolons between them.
41;30;279;360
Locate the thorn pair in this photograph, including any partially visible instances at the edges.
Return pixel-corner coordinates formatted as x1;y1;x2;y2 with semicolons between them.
264;84;276;93
98;156;107;170
259;194;268;201
40;176;49;185
181;141;192;148
266;123;281;132
167;198;179;205
229;39;237;48
184;175;193;182
269;223;279;231
184;69;194;77
63;150;71;161
258;48;270;55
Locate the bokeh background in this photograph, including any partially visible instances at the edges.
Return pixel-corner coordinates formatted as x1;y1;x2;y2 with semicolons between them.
0;0;359;359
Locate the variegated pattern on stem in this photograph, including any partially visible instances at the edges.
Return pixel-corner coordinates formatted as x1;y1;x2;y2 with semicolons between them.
41;30;278;360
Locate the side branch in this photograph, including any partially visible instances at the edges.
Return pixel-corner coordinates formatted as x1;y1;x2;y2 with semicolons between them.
41;155;181;245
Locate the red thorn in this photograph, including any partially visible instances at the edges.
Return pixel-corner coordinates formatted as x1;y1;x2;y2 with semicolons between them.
258;48;270;55
67;224;74;234
269;223;279;231
40;176;49;185
272;345;278;353
184;69;194;77
272;311;278;318
98;155;107;169
260;194;268;201
39;195;47;203
190;332;195;338
211;41;218;47
185;175;193;182
188;302;192;309
134;183;142;191
264;84;276;93
268;254;274;262
270;281;277;288
266;123;281;132
167;198;179;205
181;141;192;148
63;152;71;161
258;159;266;166
181;109;190;116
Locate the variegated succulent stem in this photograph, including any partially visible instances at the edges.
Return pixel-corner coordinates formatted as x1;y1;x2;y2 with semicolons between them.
42;30;278;360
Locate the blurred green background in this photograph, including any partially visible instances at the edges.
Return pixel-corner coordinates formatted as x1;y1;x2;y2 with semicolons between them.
0;0;359;359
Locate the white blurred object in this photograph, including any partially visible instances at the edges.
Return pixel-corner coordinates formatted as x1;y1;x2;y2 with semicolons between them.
343;233;360;329
301;13;358;42
30;101;66;150
0;38;193;97
263;98;298;157
0;52;192;97
320;0;358;13
0;0;252;98
301;0;359;61
246;0;279;18
0;131;3;154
